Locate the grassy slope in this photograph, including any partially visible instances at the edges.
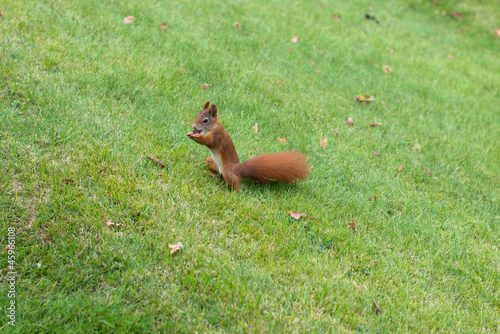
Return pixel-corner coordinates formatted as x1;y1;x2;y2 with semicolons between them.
1;0;499;332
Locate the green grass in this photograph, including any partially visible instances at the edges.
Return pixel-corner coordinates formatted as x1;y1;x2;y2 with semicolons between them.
1;0;499;332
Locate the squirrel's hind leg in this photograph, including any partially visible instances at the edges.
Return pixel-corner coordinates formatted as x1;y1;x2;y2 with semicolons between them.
222;170;241;192
205;156;220;174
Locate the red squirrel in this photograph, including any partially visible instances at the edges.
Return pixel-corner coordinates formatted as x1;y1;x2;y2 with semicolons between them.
187;101;309;191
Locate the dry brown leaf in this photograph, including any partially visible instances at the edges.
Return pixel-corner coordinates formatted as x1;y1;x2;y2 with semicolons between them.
169;242;183;255
346;117;354;126
353;281;362;291
332;13;341;20
373;298;382;314
202;83;212;91
124;16;135;24
449;11;463;19
279;136;288;144
234;22;241;30
398;165;405;172
355;94;376;104
0;11;3;17
349;220;358;232
160;22;170;30
374;150;380;156
369;122;383;127
320;137;328;148
253;123;259;134
291;35;299;43
104;217;124;227
383;65;393;73
148;156;166;168
288;211;307;220
387;47;394;53
63;178;74;185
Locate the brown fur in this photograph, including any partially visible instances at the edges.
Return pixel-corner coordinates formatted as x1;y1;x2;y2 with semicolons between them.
240;152;309;183
188;101;309;191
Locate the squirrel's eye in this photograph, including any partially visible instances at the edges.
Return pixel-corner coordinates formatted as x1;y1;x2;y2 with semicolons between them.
203;118;209;123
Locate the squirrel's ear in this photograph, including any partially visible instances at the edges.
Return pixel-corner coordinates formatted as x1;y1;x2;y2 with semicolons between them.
204;101;210;109
210;104;218;118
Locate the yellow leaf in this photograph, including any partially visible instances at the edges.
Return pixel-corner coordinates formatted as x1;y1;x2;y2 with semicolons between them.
124;16;135;24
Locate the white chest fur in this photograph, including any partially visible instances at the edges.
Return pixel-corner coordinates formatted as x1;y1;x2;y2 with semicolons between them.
210;149;224;174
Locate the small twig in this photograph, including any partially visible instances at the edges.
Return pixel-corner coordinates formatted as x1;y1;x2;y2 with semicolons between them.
148;156;165;168
373;298;382;314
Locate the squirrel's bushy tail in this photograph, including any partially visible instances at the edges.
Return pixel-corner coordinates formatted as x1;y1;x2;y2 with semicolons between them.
240;152;309;183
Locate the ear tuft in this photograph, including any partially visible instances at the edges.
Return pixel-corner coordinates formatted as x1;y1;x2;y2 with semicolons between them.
211;104;218;118
204;101;210;109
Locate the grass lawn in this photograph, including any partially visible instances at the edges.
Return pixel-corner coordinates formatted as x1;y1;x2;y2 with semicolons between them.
1;0;499;332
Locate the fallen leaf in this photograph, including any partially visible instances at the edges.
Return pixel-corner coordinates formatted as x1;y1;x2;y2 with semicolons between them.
369;122;383;127
365;14;380;24
374;150;380;156
349;220;358;232
169;242;183;255
160;22;170;30
291;35;299;43
63;178;74;184
387;47;394;53
332;13;341;20
253;123;259;134
383;65;393;73
202;83;212;91
346;117;354;126
320;137;327;148
103;217;124;227
449;11;463;19
424;168;432;176
398;165;405;172
0;11;3;17
124;16;135;24
148;156;165;168
279;136;288;144
353;281;362;291
373;298;382;314
355;94;376;104
234;22;241;30
288;211;307;220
